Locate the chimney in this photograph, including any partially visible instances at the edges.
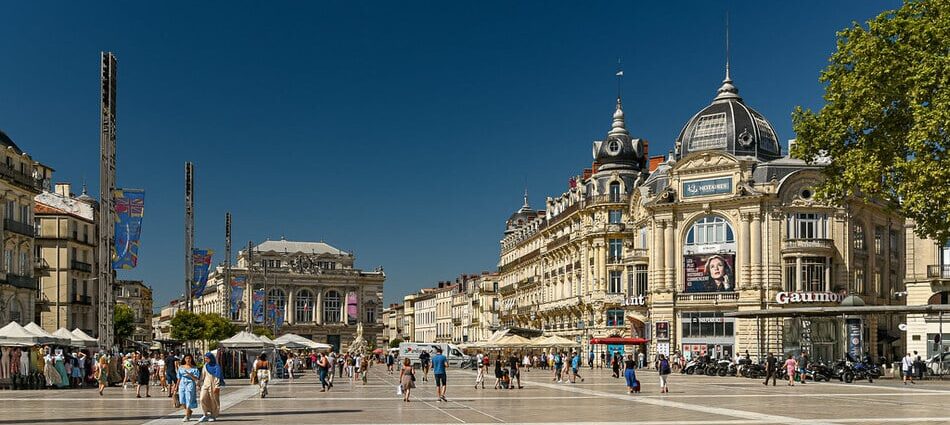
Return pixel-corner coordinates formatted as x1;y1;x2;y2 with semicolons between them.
643;139;649;158
438;281;444;289
787;139;796;158
649;155;665;172
54;183;71;197
582;168;592;180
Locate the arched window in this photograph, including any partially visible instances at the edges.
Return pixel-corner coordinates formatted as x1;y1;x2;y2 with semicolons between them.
267;288;286;322
686;216;735;245
323;290;341;323
295;289;314;323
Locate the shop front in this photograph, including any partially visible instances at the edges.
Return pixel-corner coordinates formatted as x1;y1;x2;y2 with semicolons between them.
679;311;735;361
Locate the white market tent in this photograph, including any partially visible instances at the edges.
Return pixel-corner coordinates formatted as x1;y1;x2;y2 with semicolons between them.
71;328;100;347
219;331;271;348
274;333;331;350
52;328;90;347
24;322;70;346
0;322;46;346
530;335;579;349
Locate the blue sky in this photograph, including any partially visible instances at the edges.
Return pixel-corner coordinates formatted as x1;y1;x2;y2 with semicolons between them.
1;1;897;307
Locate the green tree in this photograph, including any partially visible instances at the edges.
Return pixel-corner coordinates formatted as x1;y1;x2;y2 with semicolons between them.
113;303;135;343
252;325;275;340
170;310;204;342
199;313;237;346
792;0;950;243
388;338;403;349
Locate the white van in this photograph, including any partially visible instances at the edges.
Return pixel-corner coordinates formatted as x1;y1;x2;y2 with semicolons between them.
398;342;469;368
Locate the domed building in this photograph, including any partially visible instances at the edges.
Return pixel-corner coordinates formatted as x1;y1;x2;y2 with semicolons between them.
629;68;906;363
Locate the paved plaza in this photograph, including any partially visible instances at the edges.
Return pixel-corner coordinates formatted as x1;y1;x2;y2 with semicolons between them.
4;366;950;424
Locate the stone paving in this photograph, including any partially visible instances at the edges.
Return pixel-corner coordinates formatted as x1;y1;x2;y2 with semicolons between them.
3;364;950;424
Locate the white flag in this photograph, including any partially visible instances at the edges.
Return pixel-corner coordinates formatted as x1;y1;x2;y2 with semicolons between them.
616;70;624;77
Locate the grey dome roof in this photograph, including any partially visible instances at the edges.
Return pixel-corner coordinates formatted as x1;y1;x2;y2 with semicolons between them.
592;97;646;173
675;74;781;161
0;130;24;155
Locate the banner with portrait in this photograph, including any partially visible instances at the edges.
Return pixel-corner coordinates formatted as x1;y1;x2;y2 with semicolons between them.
229;276;246;316
684;253;736;293
112;189;145;270
191;248;214;297
252;289;265;323
346;292;359;325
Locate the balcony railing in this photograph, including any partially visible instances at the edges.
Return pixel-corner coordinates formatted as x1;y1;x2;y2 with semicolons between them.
71;295;92;305
607;256;624;264
3;219;35;237
624;248;649;261
587;193;629;206
675;292;740;303
0;164;43;191
781;238;834;252
70;260;93;273
3;274;37;290
928;265;950;279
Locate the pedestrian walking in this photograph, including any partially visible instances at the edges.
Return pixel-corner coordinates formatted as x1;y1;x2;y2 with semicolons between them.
599;352;606;369
522;354;531;372
165;351;180;405
177;354;200;422
570;352;584;383
611;351;621;378
432;347;448;402
657;354;671;393
623;354;639;394
637;350;646;369
419;350;431;382
493;357;503;389
122;353;134;389
508;353;523;389
198;352;224;423
327;352;336;387
136;352;152;398
588;351;594;370
399;358;415;402
386;351;395;375
95;355;109;396
317;353;331;392
763;352;777;386
902;352;915;385
254;353;270;398
553;352;563;383
474;353;486;389
783;354;797;386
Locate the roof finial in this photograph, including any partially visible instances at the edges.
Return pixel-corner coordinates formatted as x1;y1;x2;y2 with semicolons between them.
715;10;741;101
616;56;624;103
522;187;529;208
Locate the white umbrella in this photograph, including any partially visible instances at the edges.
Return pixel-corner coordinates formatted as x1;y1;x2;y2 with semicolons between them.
24;323;70;346
71;328;99;347
53;328;85;347
274;333;331;350
0;322;43;346
219;331;269;348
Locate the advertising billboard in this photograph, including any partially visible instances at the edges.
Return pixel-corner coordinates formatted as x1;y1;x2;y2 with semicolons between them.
683;253;736;293
346;292;359;325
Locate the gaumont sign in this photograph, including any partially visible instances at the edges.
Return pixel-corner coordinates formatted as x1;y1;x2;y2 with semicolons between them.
775;291;847;304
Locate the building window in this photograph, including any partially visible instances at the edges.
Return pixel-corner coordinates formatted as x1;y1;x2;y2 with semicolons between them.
609;210;622;224
606;309;624;327
854;267;866;295
608;270;622;293
854;224;865;251
8;299;22;324
783;259;797;292
295;290;314;323
874;227;884;255
639;227;648;249
890;270;900;295
686;216;734;245
71;279;78;299
874;268;883;297
18;251;27;275
688;112;728;150
266;288;286;322
608;239;623;263
680;312;734;338
787;213;827;239
634;264;648;296
323;290;341;323
4;201;14;221
609;182;622;202
801;257;827;292
889;230;900;257
366;306;375;324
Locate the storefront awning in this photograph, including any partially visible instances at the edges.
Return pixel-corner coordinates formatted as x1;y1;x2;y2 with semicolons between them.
590;337;648;345
725;304;950;318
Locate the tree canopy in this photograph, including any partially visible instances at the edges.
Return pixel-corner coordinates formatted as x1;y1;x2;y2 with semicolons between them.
389;338;403;349
792;0;950;243
113;304;135;343
169;310;204;342
199;313;238;345
252;325;275;340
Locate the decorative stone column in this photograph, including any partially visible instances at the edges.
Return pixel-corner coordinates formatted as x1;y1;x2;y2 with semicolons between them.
664;220;675;292
740;214;751;289
751;213;762;287
654;221;666;292
315;290;323;324
287;287;295;325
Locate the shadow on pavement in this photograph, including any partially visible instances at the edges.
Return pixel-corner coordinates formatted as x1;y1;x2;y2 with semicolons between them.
2;409;363;424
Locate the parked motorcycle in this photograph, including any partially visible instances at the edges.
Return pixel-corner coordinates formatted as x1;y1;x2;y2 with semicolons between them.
683;356;711;375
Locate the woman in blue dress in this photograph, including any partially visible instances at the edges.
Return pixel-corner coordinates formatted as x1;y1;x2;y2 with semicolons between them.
177;354;201;421
53;349;70;388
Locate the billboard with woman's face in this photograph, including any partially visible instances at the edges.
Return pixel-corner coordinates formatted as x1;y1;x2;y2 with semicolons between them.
346;291;359;325
684;253;736;292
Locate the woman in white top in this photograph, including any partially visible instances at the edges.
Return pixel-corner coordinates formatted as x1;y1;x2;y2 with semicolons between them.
522;354;531;372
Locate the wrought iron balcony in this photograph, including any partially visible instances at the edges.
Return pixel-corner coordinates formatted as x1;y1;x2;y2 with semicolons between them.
70;260;93;273
927;265;950;279
3;219;35;237
0;164;43;191
587;193;629;206
71;294;92;305
781;238;835;254
3;273;37;290
675;292;740;303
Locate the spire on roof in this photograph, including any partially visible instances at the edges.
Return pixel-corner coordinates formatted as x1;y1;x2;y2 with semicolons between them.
522;187;530;209
715;10;741;101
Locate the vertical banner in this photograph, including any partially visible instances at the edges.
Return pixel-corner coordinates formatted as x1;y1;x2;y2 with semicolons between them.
846;318;863;359
112;189;145;269
252;290;265;323
229;276;246;316
346;291;359;325
191;249;214;297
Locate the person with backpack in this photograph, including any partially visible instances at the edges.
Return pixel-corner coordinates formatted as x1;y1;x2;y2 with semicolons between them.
657;354;671;393
553;352;564;383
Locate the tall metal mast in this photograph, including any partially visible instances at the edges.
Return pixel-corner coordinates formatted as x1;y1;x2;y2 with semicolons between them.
224;212;232;319
184;162;194;312
98;52;117;349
